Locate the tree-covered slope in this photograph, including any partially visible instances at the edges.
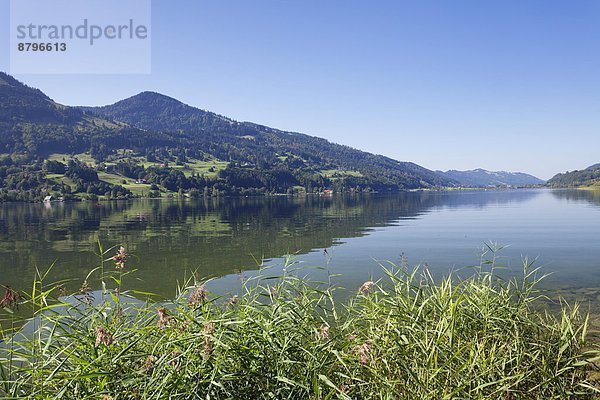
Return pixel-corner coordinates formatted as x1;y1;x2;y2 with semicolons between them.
0;72;456;201
547;164;600;188
0;72;77;124
0;72;165;156
86;92;456;190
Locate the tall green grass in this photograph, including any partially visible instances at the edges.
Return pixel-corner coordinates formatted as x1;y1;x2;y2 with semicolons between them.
0;247;599;399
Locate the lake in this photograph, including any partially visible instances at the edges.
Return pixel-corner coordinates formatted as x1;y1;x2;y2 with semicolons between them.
1;189;600;303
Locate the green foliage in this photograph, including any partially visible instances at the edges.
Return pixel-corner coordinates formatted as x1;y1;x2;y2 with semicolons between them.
547;164;600;188
43;160;66;174
0;249;598;398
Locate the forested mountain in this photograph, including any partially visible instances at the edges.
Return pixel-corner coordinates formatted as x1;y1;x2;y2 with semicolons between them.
547;164;600;188
85;91;454;189
438;169;544;188
0;72;456;202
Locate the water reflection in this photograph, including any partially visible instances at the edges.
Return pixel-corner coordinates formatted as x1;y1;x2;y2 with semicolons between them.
550;188;600;206
0;189;575;298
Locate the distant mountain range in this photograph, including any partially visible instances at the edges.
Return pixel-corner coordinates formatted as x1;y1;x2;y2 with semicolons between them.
547;164;600;188
437;169;545;187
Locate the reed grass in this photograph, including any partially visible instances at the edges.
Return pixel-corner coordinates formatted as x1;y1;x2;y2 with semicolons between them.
0;246;599;399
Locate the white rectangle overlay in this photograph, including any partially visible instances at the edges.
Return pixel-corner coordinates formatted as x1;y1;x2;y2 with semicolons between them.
10;0;151;74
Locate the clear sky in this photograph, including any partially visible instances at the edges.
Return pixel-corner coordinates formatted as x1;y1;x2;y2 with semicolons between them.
2;0;600;180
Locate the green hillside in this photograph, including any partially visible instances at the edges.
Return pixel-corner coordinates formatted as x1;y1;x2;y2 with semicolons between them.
547;164;600;188
0;72;457;202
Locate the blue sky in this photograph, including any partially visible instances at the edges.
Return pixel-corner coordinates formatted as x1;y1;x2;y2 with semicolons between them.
2;0;600;179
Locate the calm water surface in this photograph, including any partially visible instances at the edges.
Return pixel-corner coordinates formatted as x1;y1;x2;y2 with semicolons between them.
1;189;599;300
